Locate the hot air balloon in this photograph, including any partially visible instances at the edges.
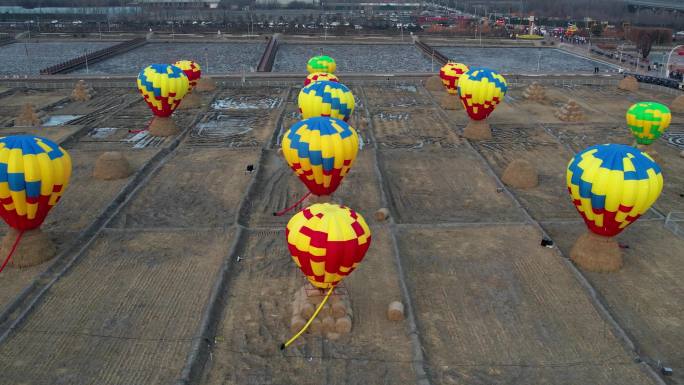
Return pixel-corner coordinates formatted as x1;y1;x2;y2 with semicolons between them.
458;67;508;121
174;60;202;109
173;60;202;91
439;62;469;95
307;55;336;74
137;64;189;136
281;117;359;197
298;81;355;122
626;102;671;145
0;135;71;272
282;203;371;349
566;144;663;237
304;72;339;87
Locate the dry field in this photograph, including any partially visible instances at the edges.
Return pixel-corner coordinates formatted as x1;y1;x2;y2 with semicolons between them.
0;78;680;385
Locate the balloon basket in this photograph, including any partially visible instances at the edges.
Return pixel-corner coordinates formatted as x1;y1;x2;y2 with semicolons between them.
570;232;622;272
439;93;461;110
1;228;56;268
290;281;352;340
195;77;216;93
178;92;201;110
306;194;333;205
148;117;179;137
463;119;492;140
635;144;664;165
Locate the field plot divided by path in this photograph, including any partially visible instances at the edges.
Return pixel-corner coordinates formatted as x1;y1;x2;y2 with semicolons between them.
0;41;117;75
0;229;234;385
545;222;684;385
72;42;265;75
201;227;416;385
397;224;657;385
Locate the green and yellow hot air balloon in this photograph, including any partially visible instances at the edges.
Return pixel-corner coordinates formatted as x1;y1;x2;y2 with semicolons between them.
307;56;336;74
626;102;671;145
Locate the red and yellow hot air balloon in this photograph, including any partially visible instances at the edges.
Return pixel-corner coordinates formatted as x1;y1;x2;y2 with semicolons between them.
174;60;202;91
281;203;371;349
458;67;507;121
304;72;339;86
0;135;71;272
286;203;371;289
439;62;469;94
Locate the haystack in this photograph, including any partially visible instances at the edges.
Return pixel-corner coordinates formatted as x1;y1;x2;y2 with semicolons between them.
570;232;622;272
375;208;390;222
555;99;583;122
618;76;639;92
290;284;353;340
15;103;42;127
522;82;546;102
501;159;538;189
195;77;217;92
425;75;444;92
148;117;179;137
307;194;332;205
93;151;132;180
71;80;94;102
463;120;492;140
636;144;664;165
440;93;461;110
670;95;684;113
2;228;56;268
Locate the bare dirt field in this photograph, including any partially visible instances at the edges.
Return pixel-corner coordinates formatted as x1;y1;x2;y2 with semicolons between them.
0;78;679;385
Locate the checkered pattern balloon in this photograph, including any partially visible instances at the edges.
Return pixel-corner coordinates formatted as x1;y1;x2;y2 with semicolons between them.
137;64;189;118
566;144;663;237
286;203;371;289
174;60;202;91
0;135;71;231
304;72;339;86
626;102;671;145
307;56;336;74
439;62;469;95
457;67;508;121
298;81;355;122
282;117;359;196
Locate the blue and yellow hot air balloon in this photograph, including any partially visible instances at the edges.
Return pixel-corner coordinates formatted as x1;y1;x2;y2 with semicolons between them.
298;81;355;122
137;64;189;117
281;117;359;196
626;102;671;145
307;56;336;74
0;135;71;231
457;67;507;121
566;144;663;237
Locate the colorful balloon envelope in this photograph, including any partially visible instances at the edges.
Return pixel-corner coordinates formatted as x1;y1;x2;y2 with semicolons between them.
566;144;663;237
457;67;508;121
304;72;339;87
307;55;336;74
626;102;671;145
174;60;202;92
0;135;71;231
439;62;469;95
298;81;355;122
281;117;359;196
286;203;371;289
137;64;189;118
